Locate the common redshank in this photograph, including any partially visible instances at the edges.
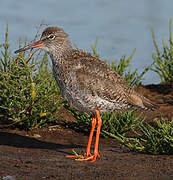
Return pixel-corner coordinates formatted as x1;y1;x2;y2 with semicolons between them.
15;27;156;162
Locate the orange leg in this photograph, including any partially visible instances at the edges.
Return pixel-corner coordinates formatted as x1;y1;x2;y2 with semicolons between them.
92;109;102;162
66;115;96;159
86;115;97;157
66;109;102;162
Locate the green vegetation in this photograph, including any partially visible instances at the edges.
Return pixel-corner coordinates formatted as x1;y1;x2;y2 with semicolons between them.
0;25;63;129
101;111;142;137
67;106;142;137
68;105;173;155
105;117;173;155
151;19;173;82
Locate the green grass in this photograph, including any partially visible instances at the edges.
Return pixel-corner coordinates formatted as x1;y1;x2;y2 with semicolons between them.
0;25;63;129
105;117;173;155
69;105;173;155
67;107;143;138
151;19;173;82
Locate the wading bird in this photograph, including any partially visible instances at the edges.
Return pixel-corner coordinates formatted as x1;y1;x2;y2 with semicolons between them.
15;27;156;162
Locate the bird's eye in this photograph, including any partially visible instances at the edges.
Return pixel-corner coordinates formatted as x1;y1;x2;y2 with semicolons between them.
48;34;55;39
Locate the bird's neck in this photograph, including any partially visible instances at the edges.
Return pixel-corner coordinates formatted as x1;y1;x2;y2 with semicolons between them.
49;39;73;65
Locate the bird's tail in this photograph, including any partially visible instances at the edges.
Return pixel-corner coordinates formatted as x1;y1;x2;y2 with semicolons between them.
127;91;158;111
140;95;158;111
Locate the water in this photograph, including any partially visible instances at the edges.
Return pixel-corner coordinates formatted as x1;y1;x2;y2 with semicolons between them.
0;0;173;84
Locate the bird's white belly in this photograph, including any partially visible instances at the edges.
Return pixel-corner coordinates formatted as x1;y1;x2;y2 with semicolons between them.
63;87;119;114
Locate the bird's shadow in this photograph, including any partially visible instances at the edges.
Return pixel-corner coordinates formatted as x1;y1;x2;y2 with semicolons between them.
0;132;84;155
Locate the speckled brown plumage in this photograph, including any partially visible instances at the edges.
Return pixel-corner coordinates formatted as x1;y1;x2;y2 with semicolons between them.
15;27;156;162
36;27;156;115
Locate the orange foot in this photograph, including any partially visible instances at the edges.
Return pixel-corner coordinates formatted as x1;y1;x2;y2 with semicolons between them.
66;110;102;163
66;153;100;162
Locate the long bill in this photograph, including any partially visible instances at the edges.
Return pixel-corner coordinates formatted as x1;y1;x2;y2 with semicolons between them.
14;40;43;54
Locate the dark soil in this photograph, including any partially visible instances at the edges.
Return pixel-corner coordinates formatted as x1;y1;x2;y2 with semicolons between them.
1;82;173;180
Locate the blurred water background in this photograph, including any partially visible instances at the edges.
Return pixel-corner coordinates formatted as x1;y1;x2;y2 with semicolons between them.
0;0;173;84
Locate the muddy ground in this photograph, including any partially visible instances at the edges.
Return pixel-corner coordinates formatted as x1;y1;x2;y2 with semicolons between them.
0;82;173;180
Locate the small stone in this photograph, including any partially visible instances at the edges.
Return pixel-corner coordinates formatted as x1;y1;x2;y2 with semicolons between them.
2;176;16;180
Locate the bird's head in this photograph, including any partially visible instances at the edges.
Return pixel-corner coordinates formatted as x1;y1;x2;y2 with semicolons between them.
15;27;71;55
